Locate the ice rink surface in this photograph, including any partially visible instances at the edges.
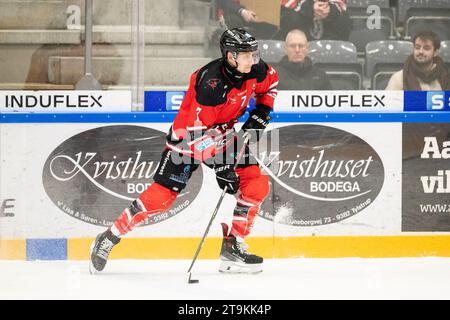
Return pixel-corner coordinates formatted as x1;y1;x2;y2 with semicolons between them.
1;258;450;300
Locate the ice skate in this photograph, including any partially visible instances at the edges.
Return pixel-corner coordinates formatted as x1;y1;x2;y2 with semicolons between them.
89;229;120;274
219;223;263;274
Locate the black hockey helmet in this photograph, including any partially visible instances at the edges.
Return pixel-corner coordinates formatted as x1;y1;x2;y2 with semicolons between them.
220;28;259;59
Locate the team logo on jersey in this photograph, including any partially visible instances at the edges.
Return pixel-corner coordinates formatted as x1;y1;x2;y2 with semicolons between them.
42;125;203;227
195;137;215;152
207;78;221;89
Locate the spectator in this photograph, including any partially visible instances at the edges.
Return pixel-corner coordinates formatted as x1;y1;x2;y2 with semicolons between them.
275;29;332;90
289;0;352;41
386;30;450;90
216;0;321;39
217;0;280;39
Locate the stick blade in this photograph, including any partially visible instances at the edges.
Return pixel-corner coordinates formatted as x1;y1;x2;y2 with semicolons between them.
187;272;199;284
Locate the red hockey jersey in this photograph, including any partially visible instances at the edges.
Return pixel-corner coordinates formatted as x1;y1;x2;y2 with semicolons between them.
166;58;278;160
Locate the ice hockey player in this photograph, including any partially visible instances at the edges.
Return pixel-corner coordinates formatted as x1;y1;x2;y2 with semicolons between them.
90;28;278;274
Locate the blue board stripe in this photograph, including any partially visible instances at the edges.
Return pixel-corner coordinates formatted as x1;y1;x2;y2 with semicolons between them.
272;112;450;122
0;112;178;123
1;112;450;123
26;239;67;261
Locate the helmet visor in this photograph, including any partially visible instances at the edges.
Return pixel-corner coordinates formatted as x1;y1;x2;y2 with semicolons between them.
235;50;260;66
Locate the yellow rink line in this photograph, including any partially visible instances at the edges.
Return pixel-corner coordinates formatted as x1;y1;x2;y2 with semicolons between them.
0;240;26;260
1;236;450;260
68;236;450;260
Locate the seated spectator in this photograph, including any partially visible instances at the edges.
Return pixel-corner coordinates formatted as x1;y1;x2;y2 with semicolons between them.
386;30;450;90
284;0;352;41
217;0;323;39
275;29;332;90
217;0;280;39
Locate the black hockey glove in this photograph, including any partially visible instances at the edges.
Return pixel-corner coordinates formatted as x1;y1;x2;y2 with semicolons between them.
214;164;240;194
242;105;271;131
242;105;272;142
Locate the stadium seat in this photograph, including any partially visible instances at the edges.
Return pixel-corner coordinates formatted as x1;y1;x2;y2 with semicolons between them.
258;40;285;64
348;0;390;8
347;0;397;54
405;16;450;41
398;1;450;40
398;0;450;25
309;40;362;90
365;40;413;89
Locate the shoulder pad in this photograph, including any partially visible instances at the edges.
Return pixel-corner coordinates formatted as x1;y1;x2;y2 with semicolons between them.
194;59;230;106
248;60;269;83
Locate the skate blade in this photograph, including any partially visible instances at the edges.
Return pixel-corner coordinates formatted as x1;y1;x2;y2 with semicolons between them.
88;240;99;275
219;260;263;274
89;261;98;275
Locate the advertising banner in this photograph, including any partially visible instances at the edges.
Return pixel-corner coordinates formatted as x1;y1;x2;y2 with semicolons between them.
403;91;450;112
145;90;404;113
274;91;404;113
41;125;203;227
402;123;450;231
262;123;401;236
0;91;132;113
0;122;401;240
0;123;213;239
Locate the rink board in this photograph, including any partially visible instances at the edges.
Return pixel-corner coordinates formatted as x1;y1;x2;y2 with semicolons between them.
0;114;450;260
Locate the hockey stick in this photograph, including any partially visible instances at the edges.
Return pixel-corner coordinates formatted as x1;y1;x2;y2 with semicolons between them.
187;131;251;284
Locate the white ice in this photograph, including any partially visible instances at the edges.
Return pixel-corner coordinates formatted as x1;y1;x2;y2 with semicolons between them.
1;258;450;300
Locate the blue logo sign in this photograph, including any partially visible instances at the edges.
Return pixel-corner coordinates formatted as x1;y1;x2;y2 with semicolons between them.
404;91;450;112
426;91;449;111
165;92;185;111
